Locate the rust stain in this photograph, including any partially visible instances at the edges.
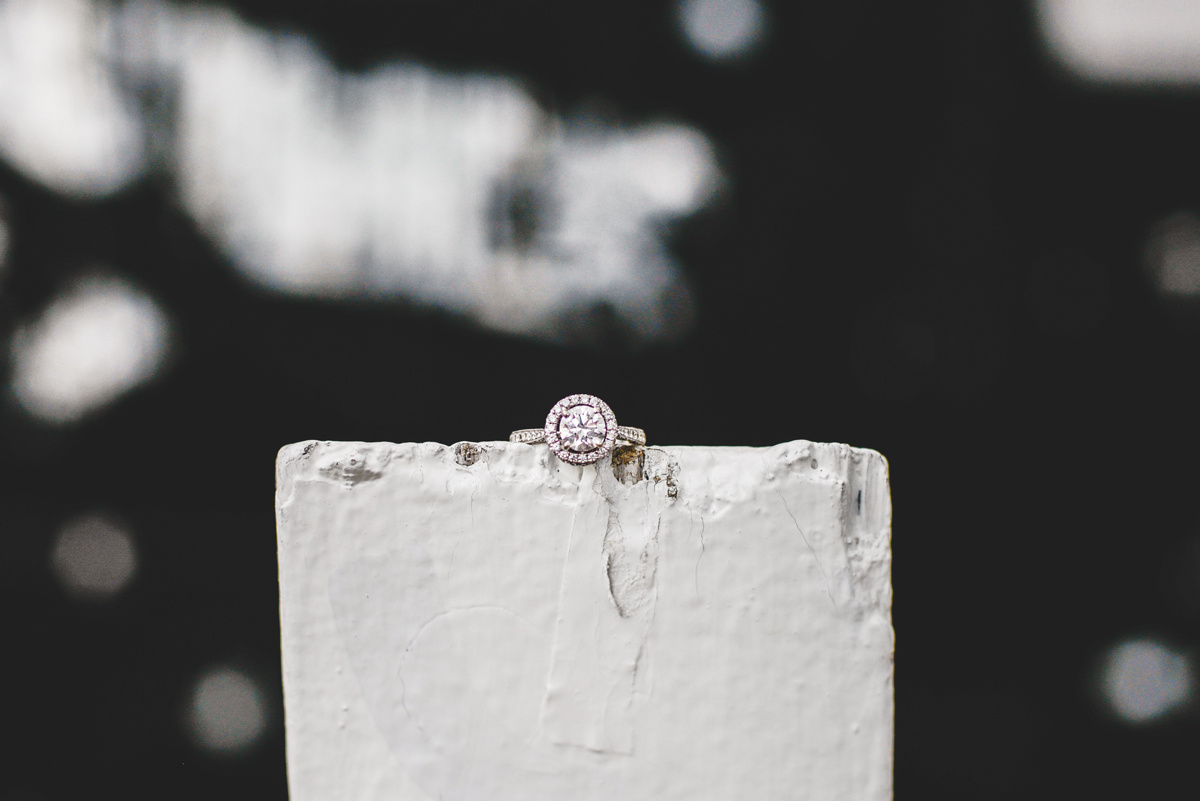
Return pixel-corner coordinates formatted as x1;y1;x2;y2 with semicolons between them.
454;442;483;466
611;445;645;485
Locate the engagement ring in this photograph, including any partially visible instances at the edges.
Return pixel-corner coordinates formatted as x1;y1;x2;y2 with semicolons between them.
510;394;646;465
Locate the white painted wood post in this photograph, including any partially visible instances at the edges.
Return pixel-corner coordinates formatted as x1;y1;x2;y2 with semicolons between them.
275;440;893;801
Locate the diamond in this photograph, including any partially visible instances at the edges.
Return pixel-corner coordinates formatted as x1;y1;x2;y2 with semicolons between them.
542;394;623;465
558;404;607;453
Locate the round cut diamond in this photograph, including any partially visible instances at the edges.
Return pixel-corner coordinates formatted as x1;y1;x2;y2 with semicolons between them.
558;404;607;452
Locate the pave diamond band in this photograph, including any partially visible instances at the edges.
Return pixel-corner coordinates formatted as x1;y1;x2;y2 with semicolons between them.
509;394;645;465
509;429;550;444
509;426;647;447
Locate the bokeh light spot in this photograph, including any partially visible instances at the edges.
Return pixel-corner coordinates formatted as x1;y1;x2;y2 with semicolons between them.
678;0;767;61
187;667;268;754
0;0;722;344
1144;211;1200;298
1037;0;1200;84
1099;638;1194;724
0;0;146;195
50;513;138;600
9;275;170;425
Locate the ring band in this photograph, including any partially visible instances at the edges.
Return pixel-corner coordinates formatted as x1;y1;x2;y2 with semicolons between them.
509;394;645;465
509;426;647;446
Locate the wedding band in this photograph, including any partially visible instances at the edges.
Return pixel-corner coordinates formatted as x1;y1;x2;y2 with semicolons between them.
510;394;646;465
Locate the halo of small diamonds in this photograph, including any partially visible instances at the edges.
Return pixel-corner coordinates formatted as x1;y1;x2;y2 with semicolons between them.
544;394;619;465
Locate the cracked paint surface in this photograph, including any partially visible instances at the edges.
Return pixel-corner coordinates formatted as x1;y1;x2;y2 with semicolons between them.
276;439;893;801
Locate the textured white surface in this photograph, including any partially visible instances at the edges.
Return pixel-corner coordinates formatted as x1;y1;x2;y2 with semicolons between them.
275;440;893;801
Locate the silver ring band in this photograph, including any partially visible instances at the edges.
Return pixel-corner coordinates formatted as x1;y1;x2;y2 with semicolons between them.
509;426;646;446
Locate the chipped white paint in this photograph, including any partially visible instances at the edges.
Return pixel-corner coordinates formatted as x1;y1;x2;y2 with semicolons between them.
275;440;893;801
539;447;675;753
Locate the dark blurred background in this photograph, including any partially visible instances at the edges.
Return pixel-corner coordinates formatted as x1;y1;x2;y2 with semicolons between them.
2;0;1199;797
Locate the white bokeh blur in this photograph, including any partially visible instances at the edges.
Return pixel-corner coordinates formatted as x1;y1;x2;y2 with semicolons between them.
1144;211;1200;298
677;0;767;60
10;275;171;424
0;0;144;194
1099;638;1194;724
187;666;269;754
0;0;722;343
50;513;138;600
1036;0;1200;84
